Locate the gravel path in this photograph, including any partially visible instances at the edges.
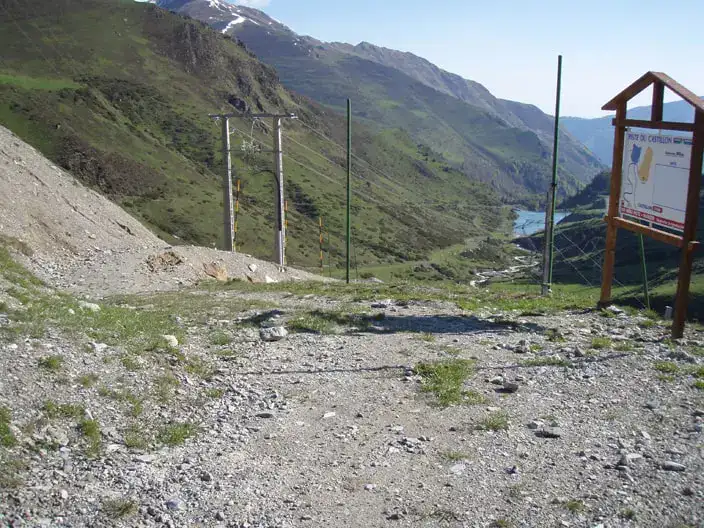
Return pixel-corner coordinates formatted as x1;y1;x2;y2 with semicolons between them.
1;288;702;528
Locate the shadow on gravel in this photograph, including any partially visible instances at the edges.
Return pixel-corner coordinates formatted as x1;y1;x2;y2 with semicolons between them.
366;314;548;335
236;365;406;377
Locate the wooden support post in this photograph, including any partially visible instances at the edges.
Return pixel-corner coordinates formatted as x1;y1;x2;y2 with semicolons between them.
599;102;627;307
672;110;704;338
651;81;664;122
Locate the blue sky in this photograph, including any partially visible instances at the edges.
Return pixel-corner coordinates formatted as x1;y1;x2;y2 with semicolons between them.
236;0;703;118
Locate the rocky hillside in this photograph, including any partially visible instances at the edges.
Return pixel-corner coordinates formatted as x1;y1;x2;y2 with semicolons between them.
0;0;509;271
153;0;604;202
0;124;319;293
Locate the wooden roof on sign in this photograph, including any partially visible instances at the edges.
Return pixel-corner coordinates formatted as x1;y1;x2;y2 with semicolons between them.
602;71;704;113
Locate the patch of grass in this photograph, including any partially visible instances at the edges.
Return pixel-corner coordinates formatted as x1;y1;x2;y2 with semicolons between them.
688;365;704;378
1;257;182;353
658;374;675;382
462;390;487;405
97;388;143;417
590;337;611;350
0;457;28;488
157;422;197;446
185;358;214;381
209;331;232;346
102;498;138;519
42;400;85;419
78;418;101;458
693;380;704;390
153;374;179;403
0;73;81;91
439;345;461;356
120;355;142;372
420;508;461;522
491;520;512;528
214;348;240;359
123;426;149;450
477;411;509;432
0;406;17;447
77;373;99;388
545;328;565;342
204;387;225;399
654;361;679;374
639;319;656;329
440;451;468;462
564;500;585;513
643;309;660;320
38;354;64;371
620;509;637;520
418;332;436;343
614;341;633;352
414;359;476;406
529;343;542;352
519;357;572;368
288;312;337;334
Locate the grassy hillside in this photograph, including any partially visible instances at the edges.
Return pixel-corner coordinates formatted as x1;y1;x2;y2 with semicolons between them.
0;0;510;271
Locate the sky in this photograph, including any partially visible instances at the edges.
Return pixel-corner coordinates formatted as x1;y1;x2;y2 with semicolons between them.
234;0;703;118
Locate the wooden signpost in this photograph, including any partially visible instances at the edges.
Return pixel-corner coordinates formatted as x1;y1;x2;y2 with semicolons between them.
599;72;704;338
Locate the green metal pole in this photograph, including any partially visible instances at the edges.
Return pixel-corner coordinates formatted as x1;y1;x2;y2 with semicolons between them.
638;233;651;310
346;98;352;284
547;54;563;285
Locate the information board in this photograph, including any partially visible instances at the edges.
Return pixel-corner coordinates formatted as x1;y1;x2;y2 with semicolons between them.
620;132;693;232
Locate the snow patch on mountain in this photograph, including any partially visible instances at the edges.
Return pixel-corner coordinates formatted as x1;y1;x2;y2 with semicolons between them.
222;15;246;32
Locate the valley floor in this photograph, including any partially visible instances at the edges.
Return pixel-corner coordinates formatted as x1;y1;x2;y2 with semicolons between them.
1;274;703;528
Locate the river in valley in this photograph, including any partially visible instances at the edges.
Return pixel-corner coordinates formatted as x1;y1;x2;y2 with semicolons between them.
513;209;571;236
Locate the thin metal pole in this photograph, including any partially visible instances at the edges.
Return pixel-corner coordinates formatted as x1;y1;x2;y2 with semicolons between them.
541;188;553;295
222;116;234;252
638;233;650;310
548;54;563;284
273;117;285;267
346;98;352;284
233;178;240;251
319;216;324;274
542;54;562;294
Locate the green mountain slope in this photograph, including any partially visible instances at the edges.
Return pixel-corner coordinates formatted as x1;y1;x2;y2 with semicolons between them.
326;41;602;184
155;0;604;204
0;0;511;270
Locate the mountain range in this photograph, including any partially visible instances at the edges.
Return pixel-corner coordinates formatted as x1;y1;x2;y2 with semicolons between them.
0;0;515;269
563;98;698;166
152;0;604;201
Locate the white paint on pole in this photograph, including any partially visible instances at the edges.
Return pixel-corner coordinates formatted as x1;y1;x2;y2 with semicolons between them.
620;132;692;232
273;117;285;267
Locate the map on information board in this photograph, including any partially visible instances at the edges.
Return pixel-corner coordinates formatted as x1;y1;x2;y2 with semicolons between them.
620;132;693;232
